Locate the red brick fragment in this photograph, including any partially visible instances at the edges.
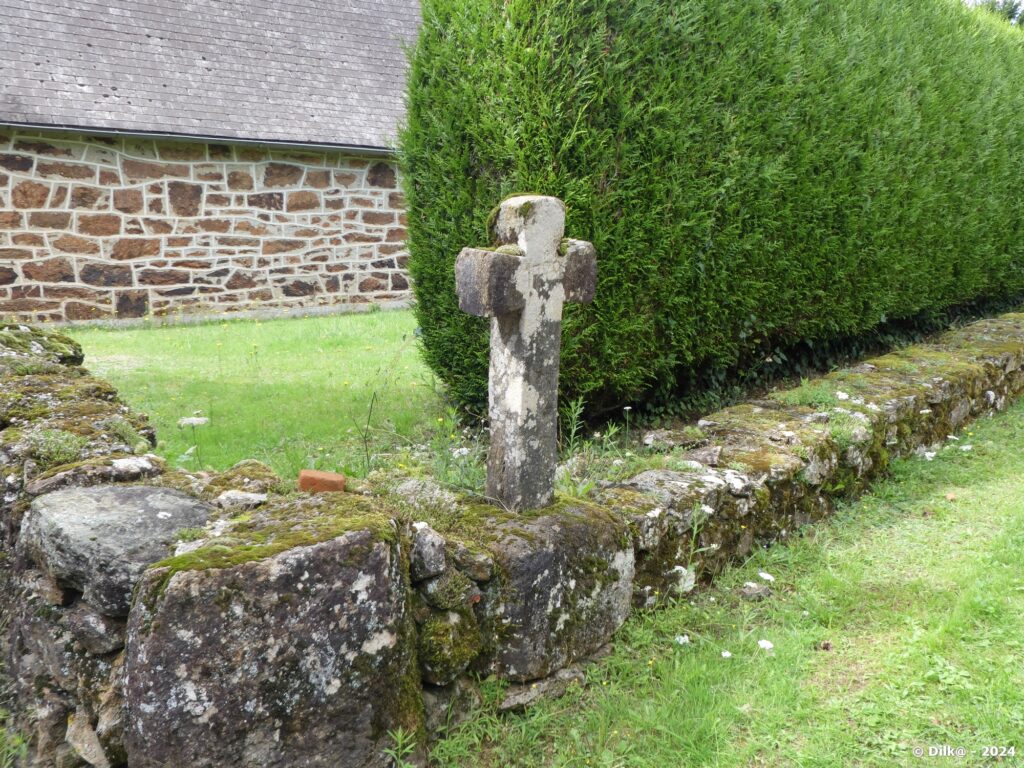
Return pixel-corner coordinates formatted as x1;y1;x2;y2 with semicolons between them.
298;469;347;493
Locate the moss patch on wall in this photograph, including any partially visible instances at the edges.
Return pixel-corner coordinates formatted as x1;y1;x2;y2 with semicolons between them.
152;493;398;579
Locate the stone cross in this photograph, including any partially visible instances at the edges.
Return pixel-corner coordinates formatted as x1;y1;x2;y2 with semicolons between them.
456;195;596;511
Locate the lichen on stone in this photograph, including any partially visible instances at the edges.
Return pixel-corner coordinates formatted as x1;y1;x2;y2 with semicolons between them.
198;458;286;498
150;492;399;587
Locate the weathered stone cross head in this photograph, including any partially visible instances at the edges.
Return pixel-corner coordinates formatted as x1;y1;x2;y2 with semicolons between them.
456;195;596;512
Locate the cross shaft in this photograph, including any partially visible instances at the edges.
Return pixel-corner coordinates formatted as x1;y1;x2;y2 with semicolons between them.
455;195;596;511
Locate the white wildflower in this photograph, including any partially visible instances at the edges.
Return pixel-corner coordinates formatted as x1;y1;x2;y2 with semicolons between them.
758;571;775;583
674;634;690;646
451;446;470;458
178;416;209;428
758;639;774;651
721;650;732;658
924;451;936;461
960;445;973;452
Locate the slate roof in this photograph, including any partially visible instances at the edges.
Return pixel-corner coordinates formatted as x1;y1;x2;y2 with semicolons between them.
0;0;420;151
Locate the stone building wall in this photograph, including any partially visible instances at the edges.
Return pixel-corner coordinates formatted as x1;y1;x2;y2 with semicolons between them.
0;129;410;323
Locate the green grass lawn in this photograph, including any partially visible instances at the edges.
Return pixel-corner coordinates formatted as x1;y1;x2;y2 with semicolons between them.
69;310;440;482
433;403;1024;767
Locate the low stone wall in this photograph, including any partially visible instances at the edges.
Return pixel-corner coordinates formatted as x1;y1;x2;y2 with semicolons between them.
2;313;1024;767
0;129;410;323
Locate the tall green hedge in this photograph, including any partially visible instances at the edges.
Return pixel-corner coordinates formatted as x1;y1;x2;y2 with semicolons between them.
400;0;1024;414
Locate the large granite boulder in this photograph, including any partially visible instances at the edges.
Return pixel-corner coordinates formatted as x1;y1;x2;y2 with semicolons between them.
474;501;634;681
124;496;423;768
19;485;213;616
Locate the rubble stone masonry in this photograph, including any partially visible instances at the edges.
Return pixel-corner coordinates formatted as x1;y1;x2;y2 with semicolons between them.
0;129;411;322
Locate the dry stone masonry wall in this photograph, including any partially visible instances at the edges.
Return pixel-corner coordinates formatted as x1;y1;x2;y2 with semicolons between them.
0;130;410;323
3;312;1024;767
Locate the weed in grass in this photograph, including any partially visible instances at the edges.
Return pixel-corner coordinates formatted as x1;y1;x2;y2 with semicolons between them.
724;460;754;473
429;408;486;493
351;390;379;478
176;413;209;469
383;727;418;768
174;527;206;543
554;466;597;501
828;410;866;452
771;377;840;409
101;416;147;452
677;425;707;445
559;395;587;456
622;405;634;443
686;502;714;567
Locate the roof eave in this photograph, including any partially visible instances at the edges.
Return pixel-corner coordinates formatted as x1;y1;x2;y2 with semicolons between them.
0;121;396;157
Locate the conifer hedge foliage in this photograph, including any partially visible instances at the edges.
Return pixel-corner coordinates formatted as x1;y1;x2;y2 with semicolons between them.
400;0;1024;413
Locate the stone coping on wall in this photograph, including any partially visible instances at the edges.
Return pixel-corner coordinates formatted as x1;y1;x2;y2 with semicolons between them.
2;312;1024;767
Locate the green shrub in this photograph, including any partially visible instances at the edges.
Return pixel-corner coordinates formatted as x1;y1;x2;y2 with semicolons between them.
401;0;1024;414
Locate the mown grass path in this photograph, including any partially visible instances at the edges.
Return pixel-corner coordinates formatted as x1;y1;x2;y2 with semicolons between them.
433;401;1024;767
69;311;438;480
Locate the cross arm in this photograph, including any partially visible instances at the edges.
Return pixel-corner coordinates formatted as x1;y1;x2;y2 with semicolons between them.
455;246;525;318
561;239;597;305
